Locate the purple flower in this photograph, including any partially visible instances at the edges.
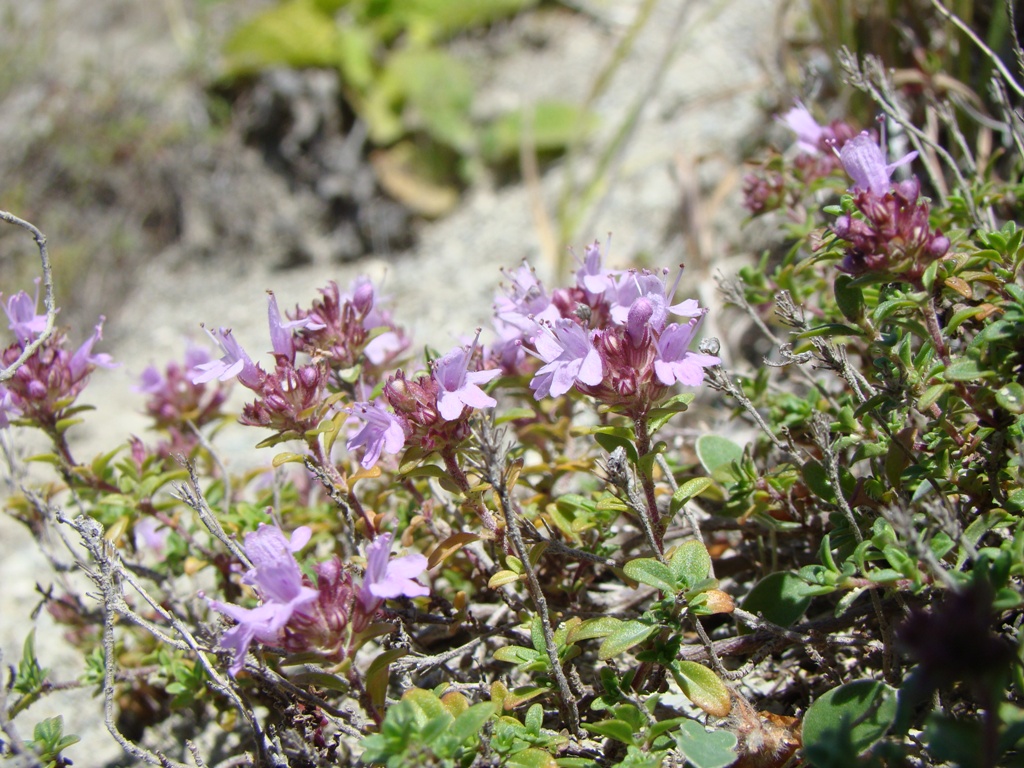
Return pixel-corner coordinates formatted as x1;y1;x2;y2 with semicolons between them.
575;239;619;295
495;264;557;325
208;524;318;676
192;327;262;389
493;263;560;356
134;365;164;395
358;532;429;613
364;330;407;366
134;343;212;396
626;298;654;346
346;400;407;469
654;316;720;386
0;385;18;428
69;317;117;379
839;132;917;197
610;269;696;330
3;288;48;346
779;101;827;155
267;292;324;363
530;319;604;399
134;517;170;554
433;340;501;421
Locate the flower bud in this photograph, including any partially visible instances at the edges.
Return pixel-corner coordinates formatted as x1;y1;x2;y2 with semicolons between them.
299;365;320;388
352;281;375;316
832;215;852;239
626;298;654;347
927;233;951;259
895;178;920;203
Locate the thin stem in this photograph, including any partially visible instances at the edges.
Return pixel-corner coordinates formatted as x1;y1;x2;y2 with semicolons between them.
440;447;498;534
476;420;581;737
0;212;57;384
632;414;665;557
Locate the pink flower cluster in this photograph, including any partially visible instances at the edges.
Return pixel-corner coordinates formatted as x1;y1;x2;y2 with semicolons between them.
831;133;950;279
134;343;229;457
491;242;720;418
208;525;428;676
345;335;499;469
0;288;115;430
190;277;410;440
743;101;859;213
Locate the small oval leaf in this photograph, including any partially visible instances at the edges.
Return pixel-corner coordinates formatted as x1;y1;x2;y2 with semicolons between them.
672;661;731;717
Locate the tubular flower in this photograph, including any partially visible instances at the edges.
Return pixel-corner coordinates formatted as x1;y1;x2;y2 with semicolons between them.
831;177;950;280
291;278;409;380
530;319;604;399
0;290;116;430
654;313;721;386
839;131;917;197
192;327;263;390
345;400;407;469
357;533;429;614
779;101;828;155
3;286;48;345
207;525;318;676
433;336;500;421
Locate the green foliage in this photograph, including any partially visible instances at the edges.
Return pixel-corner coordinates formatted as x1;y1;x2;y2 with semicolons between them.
9;630;49;718
360;687;561;768
220;0;593;212
24;716;80;768
802;680;897;765
673;719;739;768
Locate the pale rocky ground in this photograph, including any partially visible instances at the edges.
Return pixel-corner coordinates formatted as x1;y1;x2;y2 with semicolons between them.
0;0;788;763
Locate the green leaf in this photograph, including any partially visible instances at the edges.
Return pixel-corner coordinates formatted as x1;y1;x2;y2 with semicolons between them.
801;459;836;503
272;451;305;467
917;383;949;411
944;358;993;381
489;569;523;588
583;719;638;745
525;702;544;734
740;572;812;630
646;393;695;435
403;687;449;722
449;702;496;744
996;383;1024;413
695;435;743;481
674;719;738;768
222;1;341;76
802;680;897;755
797;323;862;339
493;646;543;665
668;540;712;589
590;426;639;464
480;101;597;164
508;747;559;768
379;48;475;151
670;477;714;514
923;714;983;768
598;621;660;659
568;616;622;643
623;558;678;593
530;615;546;654
834;275;865;322
286;670;350;692
671;661;731;717
366;649;408;709
336;25;376;92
